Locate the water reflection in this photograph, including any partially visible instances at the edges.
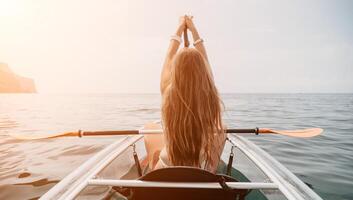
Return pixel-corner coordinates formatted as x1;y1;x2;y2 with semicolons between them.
0;93;352;199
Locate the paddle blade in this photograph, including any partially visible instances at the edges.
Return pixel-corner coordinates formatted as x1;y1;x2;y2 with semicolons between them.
268;128;323;138
11;131;78;140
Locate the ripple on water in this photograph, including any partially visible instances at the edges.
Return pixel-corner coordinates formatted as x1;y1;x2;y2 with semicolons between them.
0;93;352;200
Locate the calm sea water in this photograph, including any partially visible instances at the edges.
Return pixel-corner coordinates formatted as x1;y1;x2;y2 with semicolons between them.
0;93;352;199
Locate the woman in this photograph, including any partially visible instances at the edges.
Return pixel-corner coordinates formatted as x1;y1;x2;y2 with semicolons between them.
144;16;226;173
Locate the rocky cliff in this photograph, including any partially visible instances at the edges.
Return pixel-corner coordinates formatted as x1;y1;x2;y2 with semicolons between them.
0;63;37;93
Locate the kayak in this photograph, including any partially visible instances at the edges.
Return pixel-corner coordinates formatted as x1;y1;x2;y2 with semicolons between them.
39;134;323;200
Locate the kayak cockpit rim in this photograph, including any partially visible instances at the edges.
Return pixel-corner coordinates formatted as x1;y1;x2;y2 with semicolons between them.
40;134;322;200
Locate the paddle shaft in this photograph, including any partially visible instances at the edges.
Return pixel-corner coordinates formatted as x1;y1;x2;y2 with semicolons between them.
79;128;264;137
12;127;321;140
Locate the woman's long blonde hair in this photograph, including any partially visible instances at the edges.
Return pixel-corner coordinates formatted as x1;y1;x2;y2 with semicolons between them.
162;48;224;167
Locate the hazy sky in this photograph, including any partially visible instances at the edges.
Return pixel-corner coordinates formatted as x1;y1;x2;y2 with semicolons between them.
0;0;352;93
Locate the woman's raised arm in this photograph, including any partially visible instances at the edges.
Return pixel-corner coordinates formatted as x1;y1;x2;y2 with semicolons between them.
186;16;214;79
160;17;186;94
186;17;209;62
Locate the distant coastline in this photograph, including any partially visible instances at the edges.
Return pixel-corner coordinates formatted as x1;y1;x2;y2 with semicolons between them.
0;63;36;93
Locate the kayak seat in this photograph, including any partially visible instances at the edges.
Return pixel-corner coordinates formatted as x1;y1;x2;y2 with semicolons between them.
128;166;249;200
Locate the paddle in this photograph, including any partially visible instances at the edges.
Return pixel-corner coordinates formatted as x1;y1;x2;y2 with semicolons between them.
11;128;323;140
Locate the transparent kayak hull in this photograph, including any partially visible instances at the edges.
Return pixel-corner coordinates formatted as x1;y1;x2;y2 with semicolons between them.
40;134;323;200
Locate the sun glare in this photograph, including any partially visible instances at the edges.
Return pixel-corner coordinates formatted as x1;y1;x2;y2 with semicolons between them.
0;0;24;17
